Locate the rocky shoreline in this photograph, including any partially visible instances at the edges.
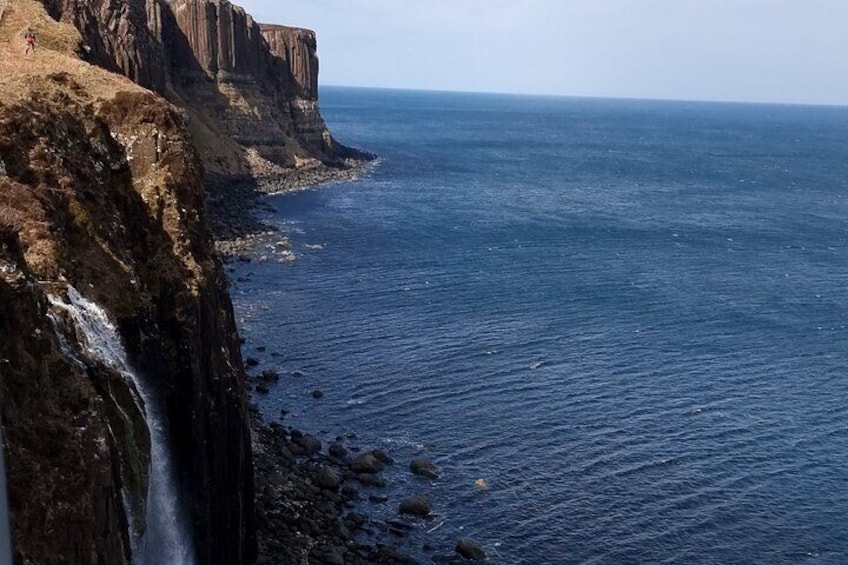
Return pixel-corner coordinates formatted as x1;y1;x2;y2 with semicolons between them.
249;399;488;565
218;167;489;563
211;158;376;257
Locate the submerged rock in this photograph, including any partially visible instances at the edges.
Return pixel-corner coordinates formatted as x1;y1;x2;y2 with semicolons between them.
410;458;440;479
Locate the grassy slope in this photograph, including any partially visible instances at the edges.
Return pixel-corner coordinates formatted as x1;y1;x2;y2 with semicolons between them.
0;0;146;107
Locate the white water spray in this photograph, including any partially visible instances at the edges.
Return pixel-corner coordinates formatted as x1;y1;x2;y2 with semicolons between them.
48;286;195;565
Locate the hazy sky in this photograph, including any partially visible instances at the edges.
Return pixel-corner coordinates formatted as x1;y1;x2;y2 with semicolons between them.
239;0;848;106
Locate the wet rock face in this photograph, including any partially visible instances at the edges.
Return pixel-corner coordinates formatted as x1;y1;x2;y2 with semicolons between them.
41;0;167;91
99;91;257;565
0;270;138;565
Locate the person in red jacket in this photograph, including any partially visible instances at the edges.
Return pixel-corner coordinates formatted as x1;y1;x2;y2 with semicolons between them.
24;28;36;55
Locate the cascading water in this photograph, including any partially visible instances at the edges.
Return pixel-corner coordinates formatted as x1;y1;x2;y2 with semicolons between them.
48;286;195;565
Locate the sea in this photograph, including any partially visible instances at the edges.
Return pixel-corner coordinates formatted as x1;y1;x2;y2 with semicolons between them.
230;87;848;564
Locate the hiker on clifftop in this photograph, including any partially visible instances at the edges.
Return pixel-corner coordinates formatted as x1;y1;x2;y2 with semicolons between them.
24;28;36;56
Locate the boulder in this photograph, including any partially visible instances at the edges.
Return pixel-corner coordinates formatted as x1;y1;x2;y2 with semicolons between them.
399;496;430;517
349;452;385;474
456;538;486;561
328;443;347;459
294;434;322;456
410;458;440;479
315;466;340;491
260;369;279;382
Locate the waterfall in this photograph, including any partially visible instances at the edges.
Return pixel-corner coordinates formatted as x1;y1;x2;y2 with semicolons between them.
48;286;195;565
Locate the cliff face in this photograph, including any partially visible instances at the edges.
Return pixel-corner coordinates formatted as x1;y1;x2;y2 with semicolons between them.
259;23;342;164
0;266;144;565
164;0;355;177
260;25;318;100
42;0;362;179
0;2;254;562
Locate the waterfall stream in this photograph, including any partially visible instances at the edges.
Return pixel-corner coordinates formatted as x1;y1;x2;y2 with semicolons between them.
48;286;195;565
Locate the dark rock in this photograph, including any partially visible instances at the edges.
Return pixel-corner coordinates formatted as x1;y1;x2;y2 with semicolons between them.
349;452;385;474
294;434;322;456
255;346;266;352
369;494;389;504
245;357;260;367
260;369;280;382
311;389;324;399
372;547;419;564
237;254;251;263
315;466;340;491
399;496;430;517
456;538;487;561
356;474;386;487
323;547;345;565
290;428;303;439
344;512;368;529
372;449;394;465
341;485;359;500
328;443;347;459
410;458;440;479
255;384;270;394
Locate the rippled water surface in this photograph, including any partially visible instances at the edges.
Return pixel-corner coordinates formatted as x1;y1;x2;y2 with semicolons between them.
231;89;848;564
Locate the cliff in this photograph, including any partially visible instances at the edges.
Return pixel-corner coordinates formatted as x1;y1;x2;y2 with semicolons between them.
0;1;253;563
165;0;361;179
41;0;366;180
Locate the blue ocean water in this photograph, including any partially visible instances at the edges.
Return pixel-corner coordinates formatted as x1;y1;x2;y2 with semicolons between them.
231;88;848;564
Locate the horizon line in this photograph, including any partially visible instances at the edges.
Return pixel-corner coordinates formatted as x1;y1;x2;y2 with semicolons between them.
318;83;848;110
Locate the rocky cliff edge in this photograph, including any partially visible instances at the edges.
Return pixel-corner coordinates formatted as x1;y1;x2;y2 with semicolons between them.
0;1;254;563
